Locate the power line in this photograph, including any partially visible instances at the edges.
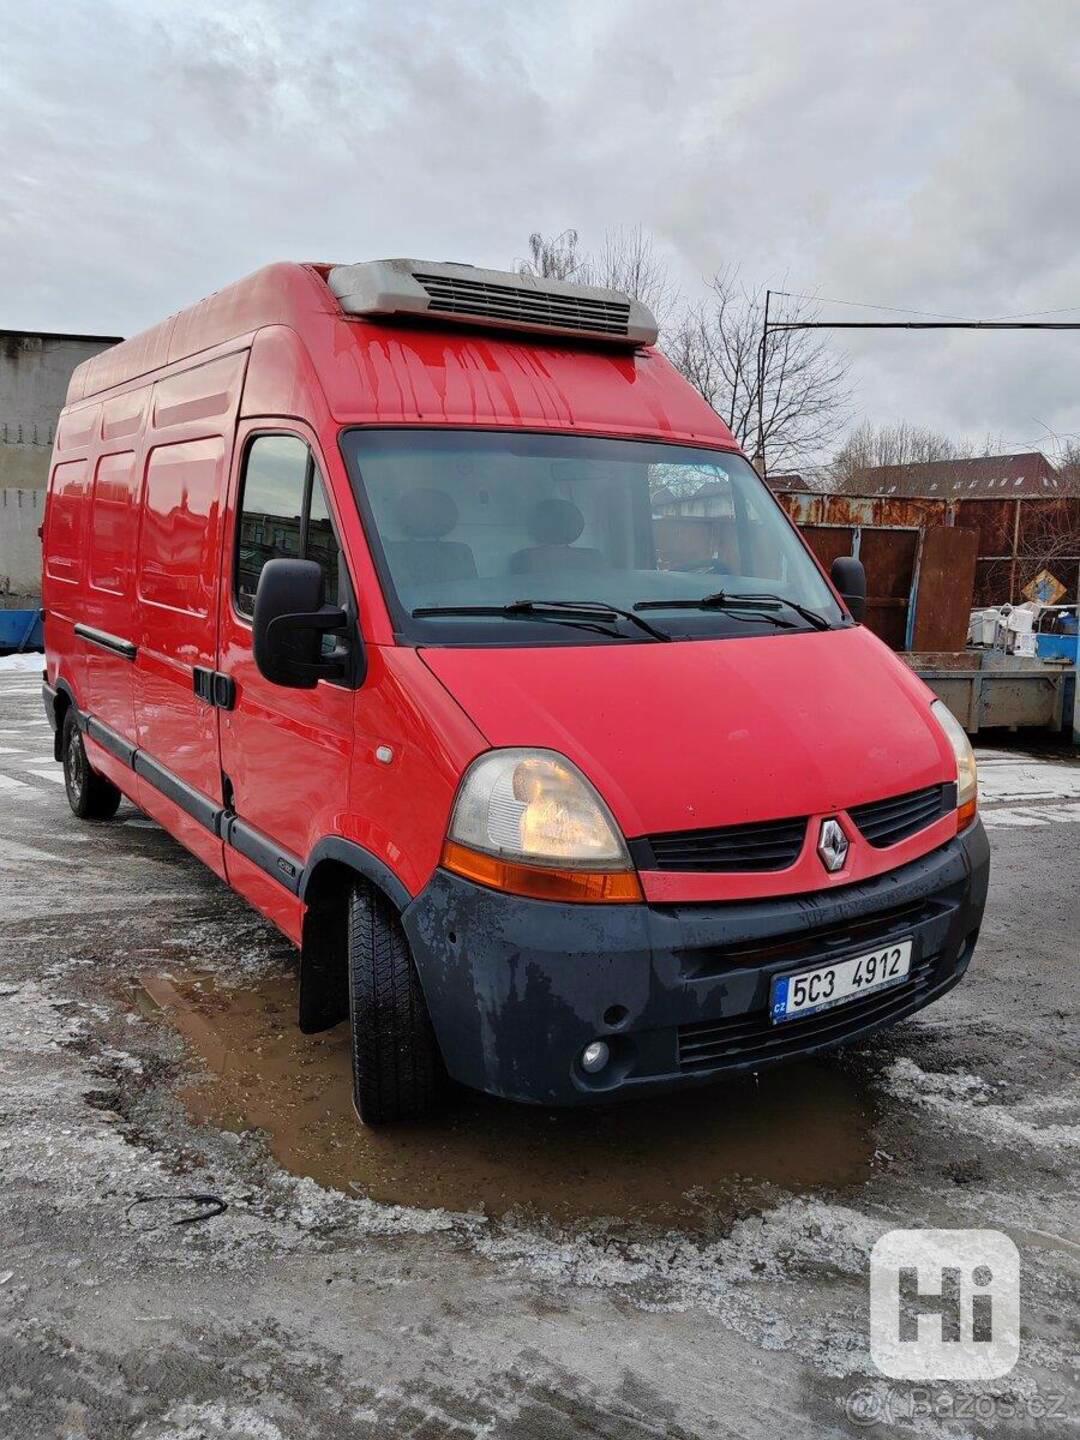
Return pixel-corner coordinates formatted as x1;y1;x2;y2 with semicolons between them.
985;303;1080;321
770;290;982;322
755;291;1080;478
767;320;1080;331
774;290;1080;325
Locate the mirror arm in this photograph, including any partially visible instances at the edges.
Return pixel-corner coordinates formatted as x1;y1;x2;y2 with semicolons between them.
266;605;348;640
265;606;349;680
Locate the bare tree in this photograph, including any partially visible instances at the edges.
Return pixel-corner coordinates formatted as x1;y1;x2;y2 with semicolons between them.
518;225;678;329
518;236;847;473
667;269;850;472
829;420;962;490
1013;442;1080;596
1050;438;1080;483
517;229;584;281
579;225;678;330
826;423;1025;493
1016;500;1080;588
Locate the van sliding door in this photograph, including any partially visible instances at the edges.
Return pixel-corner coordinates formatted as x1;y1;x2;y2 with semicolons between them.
132;353;248;878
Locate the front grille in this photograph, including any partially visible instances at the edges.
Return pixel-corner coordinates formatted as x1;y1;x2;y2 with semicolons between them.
677;955;937;1071
849;784;952;848
635;816;808;873
676;897;951;979
414;272;632;338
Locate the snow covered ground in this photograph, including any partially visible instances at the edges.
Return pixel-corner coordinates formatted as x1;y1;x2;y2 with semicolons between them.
0;650;44;673
0;672;1076;1438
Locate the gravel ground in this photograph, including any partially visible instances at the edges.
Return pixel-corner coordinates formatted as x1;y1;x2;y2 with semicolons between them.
0;666;1076;1439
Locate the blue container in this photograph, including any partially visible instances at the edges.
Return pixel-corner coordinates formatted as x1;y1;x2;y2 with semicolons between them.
1036;631;1079;663
0;608;43;653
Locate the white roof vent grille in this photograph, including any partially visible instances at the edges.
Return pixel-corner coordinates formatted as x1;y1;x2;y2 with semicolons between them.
327;259;657;347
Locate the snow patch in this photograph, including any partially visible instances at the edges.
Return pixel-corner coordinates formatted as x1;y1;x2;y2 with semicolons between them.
134;1400;287;1440
883;1058;1080;1152
476;1196;883;1376
0;652;44;673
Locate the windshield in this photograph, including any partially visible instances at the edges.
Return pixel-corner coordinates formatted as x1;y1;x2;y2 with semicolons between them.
341;430;844;643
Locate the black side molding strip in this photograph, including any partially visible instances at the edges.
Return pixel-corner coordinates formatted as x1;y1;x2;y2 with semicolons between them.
224;816;303;895
74;624;137;662
73;703;406;907
133;750;224;835
86;715;137;769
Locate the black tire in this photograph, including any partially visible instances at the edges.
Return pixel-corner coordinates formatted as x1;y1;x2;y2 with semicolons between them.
61;709;122;821
347;878;442;1124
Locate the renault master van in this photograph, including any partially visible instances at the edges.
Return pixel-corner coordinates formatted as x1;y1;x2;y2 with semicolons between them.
42;259;988;1123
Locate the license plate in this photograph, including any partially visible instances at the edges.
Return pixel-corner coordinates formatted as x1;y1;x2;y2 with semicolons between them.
769;939;913;1024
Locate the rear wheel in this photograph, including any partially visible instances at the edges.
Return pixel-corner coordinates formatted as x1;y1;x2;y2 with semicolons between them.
347;878;442;1124
61;709;121;821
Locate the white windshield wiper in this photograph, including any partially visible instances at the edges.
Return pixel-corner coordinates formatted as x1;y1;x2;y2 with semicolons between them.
635;590;830;631
411;599;672;642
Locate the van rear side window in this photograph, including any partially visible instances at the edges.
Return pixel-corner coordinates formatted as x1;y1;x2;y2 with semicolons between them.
45;460;90;584
89;452;139;595
138;438;224;616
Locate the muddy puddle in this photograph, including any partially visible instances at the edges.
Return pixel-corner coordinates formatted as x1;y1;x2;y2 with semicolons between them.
136;966;875;1229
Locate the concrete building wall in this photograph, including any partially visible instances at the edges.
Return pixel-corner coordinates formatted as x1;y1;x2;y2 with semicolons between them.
0;331;120;491
0;330;120;598
0;488;46;597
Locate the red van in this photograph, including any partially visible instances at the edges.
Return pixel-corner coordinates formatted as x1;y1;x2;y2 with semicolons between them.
41;259;988;1123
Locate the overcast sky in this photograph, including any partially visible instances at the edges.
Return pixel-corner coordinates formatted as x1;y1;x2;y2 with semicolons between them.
3;0;1077;459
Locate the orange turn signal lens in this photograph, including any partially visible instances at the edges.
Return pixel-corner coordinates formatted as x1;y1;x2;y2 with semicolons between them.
957;797;978;832
441;840;643;904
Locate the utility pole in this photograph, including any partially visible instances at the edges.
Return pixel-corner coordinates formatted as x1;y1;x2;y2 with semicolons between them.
754;289;770;479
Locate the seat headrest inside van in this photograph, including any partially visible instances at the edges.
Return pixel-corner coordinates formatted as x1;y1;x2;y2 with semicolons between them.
396;488;460;539
529;498;586;546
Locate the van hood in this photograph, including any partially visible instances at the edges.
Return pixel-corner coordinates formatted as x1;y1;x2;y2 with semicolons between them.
419;626;955;840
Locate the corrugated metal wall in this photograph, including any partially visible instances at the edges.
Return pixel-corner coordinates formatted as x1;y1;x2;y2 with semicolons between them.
777;490;1080;651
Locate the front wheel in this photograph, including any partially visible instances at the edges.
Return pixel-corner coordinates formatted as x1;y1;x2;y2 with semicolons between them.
347;879;443;1125
62;709;122;820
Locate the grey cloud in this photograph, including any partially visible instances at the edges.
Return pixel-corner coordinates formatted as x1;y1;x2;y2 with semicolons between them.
1;0;1076;455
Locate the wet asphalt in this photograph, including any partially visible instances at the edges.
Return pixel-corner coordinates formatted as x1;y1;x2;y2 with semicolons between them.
0;666;1077;1438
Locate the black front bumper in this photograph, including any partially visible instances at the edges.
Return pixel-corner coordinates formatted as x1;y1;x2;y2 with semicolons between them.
402;821;991;1106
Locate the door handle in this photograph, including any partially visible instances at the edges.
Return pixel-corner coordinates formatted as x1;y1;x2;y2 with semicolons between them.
193;667;236;711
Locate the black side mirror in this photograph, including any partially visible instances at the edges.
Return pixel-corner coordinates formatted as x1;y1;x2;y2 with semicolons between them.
253;558;349;688
831;556;866;623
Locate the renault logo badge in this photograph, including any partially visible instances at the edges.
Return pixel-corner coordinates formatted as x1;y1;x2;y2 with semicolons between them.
818;817;849;873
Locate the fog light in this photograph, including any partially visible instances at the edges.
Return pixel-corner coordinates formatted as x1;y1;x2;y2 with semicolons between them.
581;1040;610;1074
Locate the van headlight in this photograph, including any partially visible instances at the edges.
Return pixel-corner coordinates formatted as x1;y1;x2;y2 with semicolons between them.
442;749;642;903
930;699;978;826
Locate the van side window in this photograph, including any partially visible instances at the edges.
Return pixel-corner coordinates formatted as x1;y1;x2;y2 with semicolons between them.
235;435;342;617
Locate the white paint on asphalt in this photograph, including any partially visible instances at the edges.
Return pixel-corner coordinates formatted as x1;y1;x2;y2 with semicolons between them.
0;773;27;790
977;759;1080;804
975;748;1080;826
981;804;1080;828
0;840;65;864
27;768;65;785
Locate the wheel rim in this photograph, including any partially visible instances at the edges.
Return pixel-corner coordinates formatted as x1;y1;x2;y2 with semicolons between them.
65;729;85;803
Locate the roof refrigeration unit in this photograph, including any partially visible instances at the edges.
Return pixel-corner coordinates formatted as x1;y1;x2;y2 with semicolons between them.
326;259;659;348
